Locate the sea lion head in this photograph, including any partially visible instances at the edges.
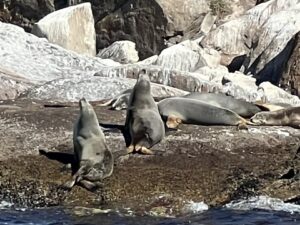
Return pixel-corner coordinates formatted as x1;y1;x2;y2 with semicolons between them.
250;112;269;125
136;69;151;92
79;98;94;115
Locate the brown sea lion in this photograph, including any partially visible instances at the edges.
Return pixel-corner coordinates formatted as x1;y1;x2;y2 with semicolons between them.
250;106;300;128
64;98;114;191
157;97;254;129
124;69;165;155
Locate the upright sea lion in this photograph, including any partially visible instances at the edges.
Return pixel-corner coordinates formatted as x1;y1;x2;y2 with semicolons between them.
250;106;300;128
157;97;254;129
64;98;114;190
124;69;165;154
182;92;262;118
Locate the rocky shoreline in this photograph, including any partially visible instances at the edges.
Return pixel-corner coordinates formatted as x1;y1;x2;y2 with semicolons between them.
0;98;299;215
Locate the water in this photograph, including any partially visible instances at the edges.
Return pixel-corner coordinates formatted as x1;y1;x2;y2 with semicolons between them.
0;208;299;225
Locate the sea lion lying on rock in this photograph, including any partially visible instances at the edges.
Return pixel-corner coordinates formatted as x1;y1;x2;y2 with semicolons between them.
250;106;300;128
182;92;262;118
64;98;114;191
99;89;132;110
124;69;165;155
157;97;254;129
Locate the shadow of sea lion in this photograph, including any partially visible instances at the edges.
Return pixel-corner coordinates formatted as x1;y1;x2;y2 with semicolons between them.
39;149;78;174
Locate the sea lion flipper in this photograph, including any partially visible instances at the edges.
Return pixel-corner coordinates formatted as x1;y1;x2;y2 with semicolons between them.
139;146;155;155
127;145;135;154
166;115;182;129
62;179;76;190
237;122;248;130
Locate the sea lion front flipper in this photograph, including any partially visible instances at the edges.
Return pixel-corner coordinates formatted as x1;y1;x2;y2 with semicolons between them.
237;121;248;130
166;115;182;129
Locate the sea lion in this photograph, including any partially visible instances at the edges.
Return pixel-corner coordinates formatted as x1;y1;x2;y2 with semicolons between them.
250;106;300;128
100;89;132;110
64;98;114;191
157;97;254;129
182;92;262;118
124;69;165;155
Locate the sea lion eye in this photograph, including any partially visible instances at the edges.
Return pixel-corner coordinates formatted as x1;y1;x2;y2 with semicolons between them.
96;152;100;155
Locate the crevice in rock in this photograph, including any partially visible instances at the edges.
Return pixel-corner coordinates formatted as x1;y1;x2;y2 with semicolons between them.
254;36;297;86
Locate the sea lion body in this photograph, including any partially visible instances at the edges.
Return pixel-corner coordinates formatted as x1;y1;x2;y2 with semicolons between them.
157;97;251;128
125;70;165;154
65;98;113;190
250;106;300;128
183;92;261;118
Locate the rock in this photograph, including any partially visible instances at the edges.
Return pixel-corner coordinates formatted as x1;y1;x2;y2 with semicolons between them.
222;72;260;102
258;82;300;106
0;0;57;32
94;0;169;60
243;4;300;86
155;40;221;72
155;0;210;36
0;68;33;100
0;98;300;213
97;40;139;64
0;22;119;100
201;0;300;68
136;55;158;66
94;65;223;93
156;41;207;72
281;32;300;95
32;3;96;56
26;76;188;102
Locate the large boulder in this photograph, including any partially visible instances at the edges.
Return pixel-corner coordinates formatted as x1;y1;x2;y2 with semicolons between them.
26;76;188;102
155;40;221;72
0;22;119;100
242;3;300;85
155;0;210;36
201;0;300;70
32;3;96;56
281;32;300;95
258;82;300;105
97;40;139;64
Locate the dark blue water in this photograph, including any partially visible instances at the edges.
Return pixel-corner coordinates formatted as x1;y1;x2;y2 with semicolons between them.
0;208;299;225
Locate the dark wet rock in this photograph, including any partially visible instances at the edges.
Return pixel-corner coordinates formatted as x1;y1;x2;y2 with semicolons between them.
0;98;299;214
0;0;56;32
281;32;300;95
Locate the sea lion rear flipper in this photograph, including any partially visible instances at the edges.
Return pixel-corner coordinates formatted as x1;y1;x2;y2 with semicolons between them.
139;146;155;155
79;180;100;192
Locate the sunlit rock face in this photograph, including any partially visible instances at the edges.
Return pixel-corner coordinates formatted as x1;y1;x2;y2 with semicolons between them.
32;3;96;56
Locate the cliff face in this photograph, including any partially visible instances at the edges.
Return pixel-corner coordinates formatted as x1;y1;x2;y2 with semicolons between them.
0;99;299;214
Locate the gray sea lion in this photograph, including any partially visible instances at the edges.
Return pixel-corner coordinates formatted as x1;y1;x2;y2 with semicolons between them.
64;98;114;190
250;106;300;128
124;69;165;155
157;97;254;129
182;92;262;118
99;89;132;110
